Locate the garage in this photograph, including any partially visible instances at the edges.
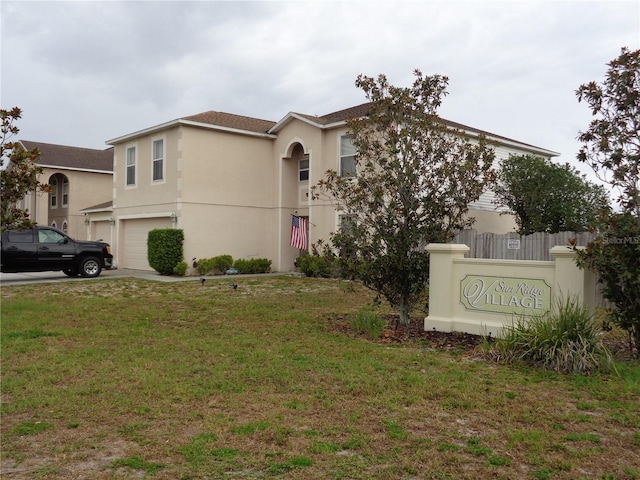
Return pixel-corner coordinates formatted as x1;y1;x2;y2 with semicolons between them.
120;218;172;271
92;221;111;244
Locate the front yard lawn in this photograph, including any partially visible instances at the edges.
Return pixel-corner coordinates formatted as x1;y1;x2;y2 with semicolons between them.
1;276;638;479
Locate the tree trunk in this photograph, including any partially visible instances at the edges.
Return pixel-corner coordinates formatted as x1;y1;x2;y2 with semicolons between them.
398;297;412;326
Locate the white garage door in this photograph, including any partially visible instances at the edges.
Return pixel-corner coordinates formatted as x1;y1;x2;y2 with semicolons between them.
121;218;172;271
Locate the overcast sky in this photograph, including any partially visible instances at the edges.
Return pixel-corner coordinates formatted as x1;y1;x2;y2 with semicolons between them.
1;0;639;181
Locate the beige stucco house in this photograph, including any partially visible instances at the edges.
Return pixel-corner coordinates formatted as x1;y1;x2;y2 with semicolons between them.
101;103;559;272
17;141;113;240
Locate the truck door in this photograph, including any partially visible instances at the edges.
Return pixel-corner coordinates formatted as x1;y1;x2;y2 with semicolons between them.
2;230;38;270
37;228;77;270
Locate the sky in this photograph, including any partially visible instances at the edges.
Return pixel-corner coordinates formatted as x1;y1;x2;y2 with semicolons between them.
1;0;639;182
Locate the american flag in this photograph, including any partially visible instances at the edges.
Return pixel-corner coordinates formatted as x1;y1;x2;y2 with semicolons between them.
290;215;308;250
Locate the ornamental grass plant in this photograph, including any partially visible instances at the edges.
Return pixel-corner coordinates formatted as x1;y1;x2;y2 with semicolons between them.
482;296;613;374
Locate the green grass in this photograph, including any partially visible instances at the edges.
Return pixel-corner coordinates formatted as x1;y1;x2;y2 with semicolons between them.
1;276;639;479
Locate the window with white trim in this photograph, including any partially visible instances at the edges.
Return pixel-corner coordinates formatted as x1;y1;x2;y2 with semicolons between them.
340;135;356;178
62;178;69;207
299;156;309;182
126;146;137;186
50;178;58;208
152;138;164;182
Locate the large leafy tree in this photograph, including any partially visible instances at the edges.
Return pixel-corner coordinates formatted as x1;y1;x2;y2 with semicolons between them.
575;47;640;357
313;70;496;325
1;107;49;231
493;154;610;234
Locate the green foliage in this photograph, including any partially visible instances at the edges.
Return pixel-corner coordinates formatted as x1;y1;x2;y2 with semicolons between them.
575;47;640;358
576;47;640;215
195;255;234;275
576;212;640;357
313;70;495;325
493;154;609;234
147;228;184;275
1;107;51;231
173;261;188;276
232;258;271;274
481;297;613;374
350;306;386;339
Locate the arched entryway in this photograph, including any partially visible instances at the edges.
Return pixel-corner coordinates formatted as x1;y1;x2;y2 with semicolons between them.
278;140;310;271
48;173;69;230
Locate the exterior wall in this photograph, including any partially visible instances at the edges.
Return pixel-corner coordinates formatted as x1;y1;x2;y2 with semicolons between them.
24;168;112;240
467;209;516;234
105;113;558;273
425;244;597;337
179;126;276;268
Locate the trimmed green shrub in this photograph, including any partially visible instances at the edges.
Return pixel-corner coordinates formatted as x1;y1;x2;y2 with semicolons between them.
148;229;184;275
296;253;334;278
481;297;613;375
195;255;234;275
233;258;272;274
211;255;233;274
173;261;188;276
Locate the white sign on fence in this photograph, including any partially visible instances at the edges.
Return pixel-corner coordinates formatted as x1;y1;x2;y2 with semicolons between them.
507;239;521;250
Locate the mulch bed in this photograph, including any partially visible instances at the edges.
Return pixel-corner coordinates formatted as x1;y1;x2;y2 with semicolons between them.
328;313;638;360
327;314;484;351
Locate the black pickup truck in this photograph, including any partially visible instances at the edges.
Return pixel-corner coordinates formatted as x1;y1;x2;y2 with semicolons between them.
1;226;113;278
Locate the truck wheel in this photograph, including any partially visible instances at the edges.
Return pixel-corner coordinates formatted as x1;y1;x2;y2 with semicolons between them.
63;268;79;277
80;257;102;278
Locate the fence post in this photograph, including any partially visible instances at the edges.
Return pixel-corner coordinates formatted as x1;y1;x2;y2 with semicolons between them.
425;244;470;332
550;246;593;312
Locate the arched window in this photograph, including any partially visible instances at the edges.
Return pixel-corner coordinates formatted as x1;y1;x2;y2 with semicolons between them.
50;178;58;208
62;178;69;207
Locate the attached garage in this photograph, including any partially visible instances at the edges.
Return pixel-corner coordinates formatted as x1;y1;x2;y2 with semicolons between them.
119;217;172;270
92;221;111;244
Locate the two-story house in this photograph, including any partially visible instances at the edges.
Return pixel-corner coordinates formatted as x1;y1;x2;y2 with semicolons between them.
101;103;559;272
17;141;113;239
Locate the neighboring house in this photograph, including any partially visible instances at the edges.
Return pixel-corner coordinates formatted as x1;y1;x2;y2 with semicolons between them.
17;141;113;239
102;103;559;272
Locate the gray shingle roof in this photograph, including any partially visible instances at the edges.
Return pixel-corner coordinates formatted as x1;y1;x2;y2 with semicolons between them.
19;141;113;172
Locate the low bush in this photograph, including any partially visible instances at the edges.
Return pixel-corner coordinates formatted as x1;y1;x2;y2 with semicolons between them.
195;255;234;275
173;261;188;276
233;258;272;274
481;297;613;375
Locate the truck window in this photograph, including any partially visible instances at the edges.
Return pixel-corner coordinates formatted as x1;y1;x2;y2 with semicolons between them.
38;230;65;244
7;231;34;243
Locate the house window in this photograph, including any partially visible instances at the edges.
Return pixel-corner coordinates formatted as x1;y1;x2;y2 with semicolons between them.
339;214;357;235
62;178;69;207
152;139;164;182
126;146;136;186
50;178;58;208
299;156;309;182
340;135;356;178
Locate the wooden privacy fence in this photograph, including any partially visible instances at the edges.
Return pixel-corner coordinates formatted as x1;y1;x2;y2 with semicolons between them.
451;230;598;261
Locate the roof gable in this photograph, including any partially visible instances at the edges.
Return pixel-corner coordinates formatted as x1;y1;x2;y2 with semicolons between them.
19;140;113;172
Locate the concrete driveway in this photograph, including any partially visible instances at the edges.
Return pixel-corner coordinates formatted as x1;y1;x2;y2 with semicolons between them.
0;269;286;286
0;268;195;286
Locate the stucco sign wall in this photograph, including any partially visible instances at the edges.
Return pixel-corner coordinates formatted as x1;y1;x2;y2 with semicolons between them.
425;243;597;337
460;275;551;315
